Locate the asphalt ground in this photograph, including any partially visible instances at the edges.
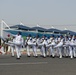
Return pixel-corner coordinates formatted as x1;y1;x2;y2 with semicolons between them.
0;54;76;75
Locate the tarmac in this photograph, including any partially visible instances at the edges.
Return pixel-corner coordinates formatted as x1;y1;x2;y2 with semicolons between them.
0;53;76;75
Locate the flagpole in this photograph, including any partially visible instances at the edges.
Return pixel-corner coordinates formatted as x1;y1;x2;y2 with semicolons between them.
1;20;3;37
1;20;4;44
0;20;10;44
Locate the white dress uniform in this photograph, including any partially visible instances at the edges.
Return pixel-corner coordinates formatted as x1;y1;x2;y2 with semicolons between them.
73;39;76;57
15;34;22;59
38;38;45;57
63;38;70;57
43;38;48;56
10;38;16;56
0;46;5;55
26;38;32;57
39;38;48;57
5;38;15;56
69;38;75;58
49;39;56;57
32;38;38;57
71;36;76;57
54;38;63;58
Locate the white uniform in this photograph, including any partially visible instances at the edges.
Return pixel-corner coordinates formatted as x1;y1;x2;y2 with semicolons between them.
0;46;5;55
73;39;76;57
63;38;70;57
49;39;56;57
32;38;38;57
38;38;44;57
15;34;22;59
10;38;15;56
54;38;63;58
69;38;75;58
26;38;32;56
5;39;15;56
38;38;48;57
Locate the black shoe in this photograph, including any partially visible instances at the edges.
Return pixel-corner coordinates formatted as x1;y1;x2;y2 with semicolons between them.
35;56;38;58
47;55;49;57
11;56;14;57
40;55;43;57
74;57;76;58
16;58;20;59
50;55;52;57
27;55;30;57
63;56;68;58
43;56;46;58
52;56;55;58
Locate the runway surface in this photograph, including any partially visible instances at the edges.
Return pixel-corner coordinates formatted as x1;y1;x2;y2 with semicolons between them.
0;54;76;75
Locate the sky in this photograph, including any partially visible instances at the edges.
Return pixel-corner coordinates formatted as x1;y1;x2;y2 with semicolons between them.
0;0;76;26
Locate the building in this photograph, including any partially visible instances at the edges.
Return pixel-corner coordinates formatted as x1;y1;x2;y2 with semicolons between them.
0;20;76;38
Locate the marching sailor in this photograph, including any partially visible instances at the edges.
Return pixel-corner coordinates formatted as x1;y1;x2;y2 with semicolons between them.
54;35;64;58
26;37;32;57
73;35;76;57
0;43;6;55
15;32;23;59
63;36;70;57
10;36;16;57
32;37;38;57
69;35;76;59
38;36;48;58
49;36;56;57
